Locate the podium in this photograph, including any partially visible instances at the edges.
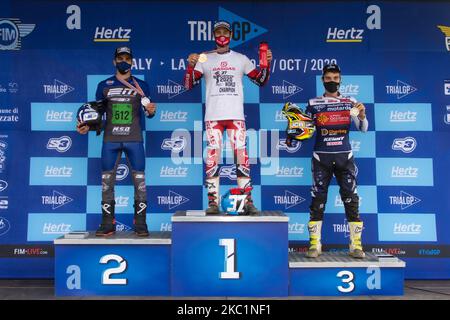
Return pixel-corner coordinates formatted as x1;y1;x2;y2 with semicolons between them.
171;211;289;297
53;213;405;297
289;251;405;296
54;231;171;296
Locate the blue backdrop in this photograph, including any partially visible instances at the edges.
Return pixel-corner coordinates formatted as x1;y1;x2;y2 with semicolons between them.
0;0;449;279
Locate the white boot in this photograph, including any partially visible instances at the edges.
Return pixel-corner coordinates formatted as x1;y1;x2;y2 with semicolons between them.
237;177;258;215
348;221;365;258
305;221;322;258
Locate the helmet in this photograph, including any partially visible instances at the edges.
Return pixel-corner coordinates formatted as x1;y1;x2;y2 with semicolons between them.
221;187;252;215
77;101;102;126
282;102;315;141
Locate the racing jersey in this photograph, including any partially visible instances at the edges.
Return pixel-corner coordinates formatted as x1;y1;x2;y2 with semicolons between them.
184;50;270;121
305;95;368;153
95;76;151;143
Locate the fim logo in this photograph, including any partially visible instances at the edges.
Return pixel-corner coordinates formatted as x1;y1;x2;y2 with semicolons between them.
271;80;303;99
115;220;132;232
116;164;129;181
47;136;72;153
219;165;237;180
392;137;417;153
391;166;418;178
273;190;305;210
437;25;450;51
161;136;187;153
93;26;131;42
389;190;421;210
41;190;74;210
43;79;74;99
385;80;417;99
157;80;187;99
0;19;35;50
157;190;190;210
277;138;301;153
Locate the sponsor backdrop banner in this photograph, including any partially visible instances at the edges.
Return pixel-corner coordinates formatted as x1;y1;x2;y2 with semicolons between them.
0;0;449;279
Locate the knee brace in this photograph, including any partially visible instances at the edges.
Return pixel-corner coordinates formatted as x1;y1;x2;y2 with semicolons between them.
101;170;116;202
309;195;327;221
131;171;147;202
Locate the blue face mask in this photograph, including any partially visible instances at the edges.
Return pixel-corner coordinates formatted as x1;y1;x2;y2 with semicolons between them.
116;61;131;74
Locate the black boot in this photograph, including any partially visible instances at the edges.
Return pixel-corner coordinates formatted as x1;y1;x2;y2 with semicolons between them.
96;200;116;236
243;193;259;215
134;200;149;237
205;192;220;214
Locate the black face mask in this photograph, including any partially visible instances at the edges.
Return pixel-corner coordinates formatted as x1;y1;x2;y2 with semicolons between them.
324;81;340;93
116;61;132;74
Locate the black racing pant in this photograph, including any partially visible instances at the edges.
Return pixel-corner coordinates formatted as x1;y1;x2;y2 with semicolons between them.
309;152;362;222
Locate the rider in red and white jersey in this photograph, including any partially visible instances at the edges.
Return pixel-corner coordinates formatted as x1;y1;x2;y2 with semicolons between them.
184;20;272;214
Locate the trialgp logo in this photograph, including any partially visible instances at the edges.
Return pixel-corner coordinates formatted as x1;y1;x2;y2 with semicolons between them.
0;19;35;50
157;80;187;99
273;190;305;209
272;80;303;99
41;190;74;210
43;79;74;99
188;7;267;48
389;191;421;210
385;80;417;99
157;190;190;210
